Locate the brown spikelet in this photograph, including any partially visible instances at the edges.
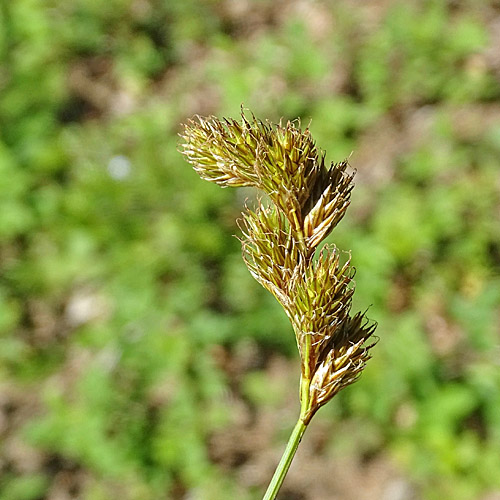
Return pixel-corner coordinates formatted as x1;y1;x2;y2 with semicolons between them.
304;312;377;424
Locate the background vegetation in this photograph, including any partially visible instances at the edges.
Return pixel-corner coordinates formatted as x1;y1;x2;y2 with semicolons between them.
1;1;499;499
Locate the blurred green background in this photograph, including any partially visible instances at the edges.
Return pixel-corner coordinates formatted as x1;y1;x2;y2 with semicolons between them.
1;1;500;499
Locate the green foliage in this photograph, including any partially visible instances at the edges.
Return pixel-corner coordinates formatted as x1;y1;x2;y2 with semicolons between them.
1;1;499;499
355;1;493;109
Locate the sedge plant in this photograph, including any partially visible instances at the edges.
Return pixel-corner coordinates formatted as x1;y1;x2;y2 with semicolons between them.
180;110;377;500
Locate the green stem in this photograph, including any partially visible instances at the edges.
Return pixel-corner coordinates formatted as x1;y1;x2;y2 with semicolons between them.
262;418;308;500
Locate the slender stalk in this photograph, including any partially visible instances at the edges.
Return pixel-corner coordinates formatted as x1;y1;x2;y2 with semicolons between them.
262;418;307;500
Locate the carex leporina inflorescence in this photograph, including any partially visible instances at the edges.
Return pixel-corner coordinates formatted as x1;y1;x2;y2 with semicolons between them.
180;110;376;425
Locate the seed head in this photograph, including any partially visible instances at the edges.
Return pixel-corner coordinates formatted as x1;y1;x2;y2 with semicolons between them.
180;109;377;421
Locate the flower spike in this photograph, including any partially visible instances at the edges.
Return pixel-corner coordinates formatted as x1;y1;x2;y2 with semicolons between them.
180;109;377;500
